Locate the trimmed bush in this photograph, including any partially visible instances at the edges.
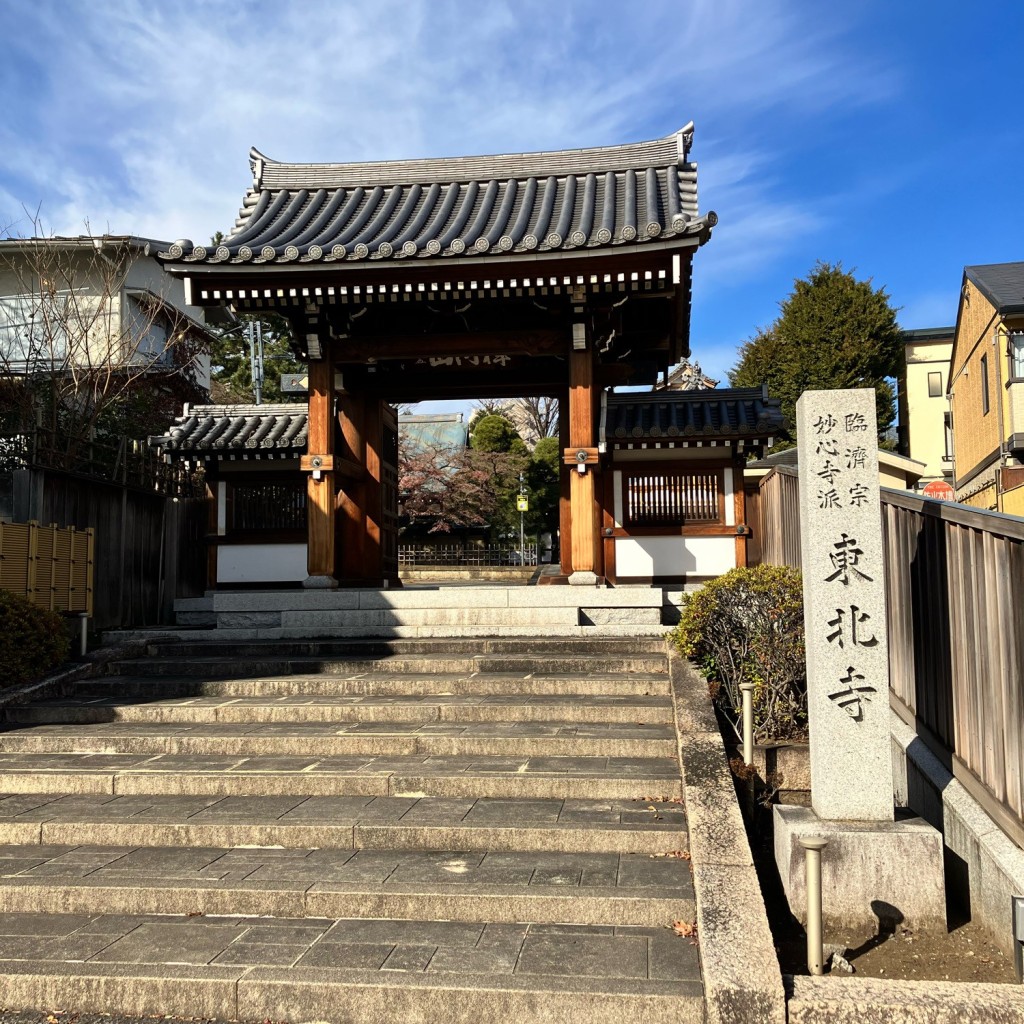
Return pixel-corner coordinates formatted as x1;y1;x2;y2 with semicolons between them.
669;564;807;742
0;590;70;688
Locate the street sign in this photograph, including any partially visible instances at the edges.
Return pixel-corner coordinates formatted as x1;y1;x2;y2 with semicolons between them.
922;480;954;501
516;495;529;512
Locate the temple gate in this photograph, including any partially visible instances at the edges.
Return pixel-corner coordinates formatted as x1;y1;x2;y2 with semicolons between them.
158;124;721;586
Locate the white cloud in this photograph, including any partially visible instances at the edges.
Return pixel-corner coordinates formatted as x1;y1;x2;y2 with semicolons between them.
0;0;895;291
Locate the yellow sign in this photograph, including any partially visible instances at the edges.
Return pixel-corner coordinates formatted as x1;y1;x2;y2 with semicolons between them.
516;495;529;512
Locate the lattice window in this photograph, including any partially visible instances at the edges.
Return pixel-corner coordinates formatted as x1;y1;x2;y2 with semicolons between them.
624;471;721;526
231;482;306;531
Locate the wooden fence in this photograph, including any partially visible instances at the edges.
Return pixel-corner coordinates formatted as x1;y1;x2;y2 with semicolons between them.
9;467;207;631
756;465;1024;847
0;520;93;614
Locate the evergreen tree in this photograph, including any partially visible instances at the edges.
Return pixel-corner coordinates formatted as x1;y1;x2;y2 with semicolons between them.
207;233;304;404
730;262;902;446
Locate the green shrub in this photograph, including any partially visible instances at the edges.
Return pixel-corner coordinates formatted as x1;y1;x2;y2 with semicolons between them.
669;564;807;742
0;590;70;688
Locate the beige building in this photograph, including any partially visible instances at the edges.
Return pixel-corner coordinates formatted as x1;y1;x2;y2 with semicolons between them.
948;262;1024;513
0;235;219;390
897;326;954;488
745;445;926;493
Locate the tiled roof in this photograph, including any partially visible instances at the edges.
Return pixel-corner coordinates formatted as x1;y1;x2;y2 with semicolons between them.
965;262;1024;315
159;125;716;266
150;404;308;460
603;387;785;444
399;413;468;452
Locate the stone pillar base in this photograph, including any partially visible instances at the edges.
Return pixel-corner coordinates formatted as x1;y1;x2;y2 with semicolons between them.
774;804;946;934
568;570;600;587
302;575;339;590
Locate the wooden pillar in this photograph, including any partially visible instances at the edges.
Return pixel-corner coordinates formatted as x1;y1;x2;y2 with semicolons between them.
733;455;748;568
302;354;337;588
337;392;366;584
363;397;384;582
564;346;601;585
558;394;573;576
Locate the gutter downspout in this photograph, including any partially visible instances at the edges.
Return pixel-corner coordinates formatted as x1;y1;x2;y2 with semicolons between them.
994;326;1007;512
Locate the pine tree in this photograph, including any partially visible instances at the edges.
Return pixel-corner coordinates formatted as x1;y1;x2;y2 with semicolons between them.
730;262;902;446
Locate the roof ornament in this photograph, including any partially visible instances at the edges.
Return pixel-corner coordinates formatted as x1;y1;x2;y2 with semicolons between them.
676;122;695;163
249;147;266;189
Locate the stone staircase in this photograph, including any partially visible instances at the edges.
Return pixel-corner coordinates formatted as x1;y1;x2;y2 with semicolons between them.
0;637;704;1023
128;586;670;641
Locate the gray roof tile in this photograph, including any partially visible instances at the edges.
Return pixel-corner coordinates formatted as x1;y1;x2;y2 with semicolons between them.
160;126;715;266
603;388;785;443
965;262;1024;315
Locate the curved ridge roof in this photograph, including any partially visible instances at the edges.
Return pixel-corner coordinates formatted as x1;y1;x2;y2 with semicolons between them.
161;124;715;267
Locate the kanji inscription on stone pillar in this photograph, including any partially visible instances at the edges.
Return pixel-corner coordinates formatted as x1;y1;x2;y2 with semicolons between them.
797;388;893;822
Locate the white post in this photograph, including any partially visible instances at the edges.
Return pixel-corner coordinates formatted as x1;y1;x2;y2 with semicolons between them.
78;613;88;657
800;836;829;975
740;681;754;765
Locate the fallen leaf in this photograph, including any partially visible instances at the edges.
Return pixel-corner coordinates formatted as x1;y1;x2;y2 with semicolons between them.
670;919;696;938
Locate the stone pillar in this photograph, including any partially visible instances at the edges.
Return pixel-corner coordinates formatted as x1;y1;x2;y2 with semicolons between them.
302;353;338;589
775;388;947;934
797;388;892;821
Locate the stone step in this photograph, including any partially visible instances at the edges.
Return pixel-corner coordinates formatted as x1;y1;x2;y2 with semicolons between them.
77;672;671;699
222;607;664;629
0;721;678;759
144;636;669;659
110;653;670;678
0;794;687;854
0;913;703;1024
108;623;673;642
6;693;675;726
0;752;682;800
0;845;694;926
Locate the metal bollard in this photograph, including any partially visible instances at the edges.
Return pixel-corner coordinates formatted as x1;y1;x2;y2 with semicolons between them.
799;836;829;975
739;682;754;765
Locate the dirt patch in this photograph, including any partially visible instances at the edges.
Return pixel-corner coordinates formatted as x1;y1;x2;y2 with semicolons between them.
776;917;1015;983
745;789;1018;985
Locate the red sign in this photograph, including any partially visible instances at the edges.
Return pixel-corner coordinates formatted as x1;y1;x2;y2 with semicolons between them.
922;480;954;501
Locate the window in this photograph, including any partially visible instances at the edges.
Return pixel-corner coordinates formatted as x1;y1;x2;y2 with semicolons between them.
1010;332;1024;380
927;371;942;398
230;482;306;531
944;412;953;462
981;354;990;415
624;471;722;527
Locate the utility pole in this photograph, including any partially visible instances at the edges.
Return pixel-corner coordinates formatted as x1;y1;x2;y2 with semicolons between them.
519;471;526;564
247;320;265;405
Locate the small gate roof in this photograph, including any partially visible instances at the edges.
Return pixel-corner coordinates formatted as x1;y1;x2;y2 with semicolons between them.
603;387;786;444
160;124;715;267
150;403;308;461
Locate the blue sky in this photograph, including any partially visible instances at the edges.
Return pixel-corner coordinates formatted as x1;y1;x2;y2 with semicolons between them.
1;0;1021;403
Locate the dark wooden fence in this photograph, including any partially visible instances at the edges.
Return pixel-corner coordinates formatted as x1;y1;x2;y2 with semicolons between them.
9;467;206;631
755;465;1024;847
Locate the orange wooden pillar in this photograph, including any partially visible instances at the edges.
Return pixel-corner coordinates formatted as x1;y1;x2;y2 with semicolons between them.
302;354;338;588
337;392;366;584
563;344;602;585
362;397;385;582
557;394;573;576
733;454;748;569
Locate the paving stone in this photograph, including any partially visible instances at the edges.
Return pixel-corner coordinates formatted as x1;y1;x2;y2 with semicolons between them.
0;634;713;1022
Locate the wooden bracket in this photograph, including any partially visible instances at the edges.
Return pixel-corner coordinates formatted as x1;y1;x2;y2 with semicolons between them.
301;454;335;473
562;447;600;466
